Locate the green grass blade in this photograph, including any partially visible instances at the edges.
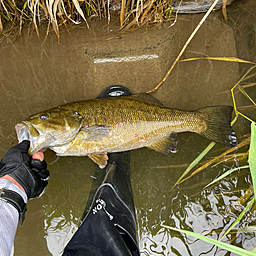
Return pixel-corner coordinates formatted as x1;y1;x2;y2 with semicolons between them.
220;197;255;241
237;111;256;125
172;141;215;189
249;122;256;200
237;84;256;106
162;225;256;256
240;226;256;233
231;65;256;117
212;152;248;167
204;165;249;189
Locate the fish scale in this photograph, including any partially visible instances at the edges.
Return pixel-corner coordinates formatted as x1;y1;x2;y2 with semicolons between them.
15;96;237;167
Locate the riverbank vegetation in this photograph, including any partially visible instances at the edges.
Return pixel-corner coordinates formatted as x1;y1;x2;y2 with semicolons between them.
167;62;256;254
0;0;234;38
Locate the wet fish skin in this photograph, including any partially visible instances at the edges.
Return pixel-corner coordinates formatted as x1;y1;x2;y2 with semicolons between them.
58;97;237;151
15;109;84;155
15;96;237;167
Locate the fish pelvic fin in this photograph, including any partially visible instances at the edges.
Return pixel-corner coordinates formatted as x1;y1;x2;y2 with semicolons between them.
197;106;237;147
88;152;108;168
147;133;179;154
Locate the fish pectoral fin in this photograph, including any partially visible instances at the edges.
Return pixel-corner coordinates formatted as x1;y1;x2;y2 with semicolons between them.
88;152;108;168
147;133;179;154
80;125;110;141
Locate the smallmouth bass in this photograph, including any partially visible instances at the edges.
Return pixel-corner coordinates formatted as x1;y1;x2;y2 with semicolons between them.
15;95;237;167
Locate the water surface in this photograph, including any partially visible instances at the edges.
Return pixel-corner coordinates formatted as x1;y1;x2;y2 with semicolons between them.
0;0;256;255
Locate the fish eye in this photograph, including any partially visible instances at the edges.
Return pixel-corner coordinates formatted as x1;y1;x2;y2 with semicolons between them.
40;114;49;121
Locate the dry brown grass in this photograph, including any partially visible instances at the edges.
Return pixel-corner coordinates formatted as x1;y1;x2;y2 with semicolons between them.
0;0;235;38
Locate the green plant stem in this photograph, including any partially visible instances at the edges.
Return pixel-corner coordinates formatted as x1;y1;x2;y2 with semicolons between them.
162;225;256;256
249;123;256;202
220;197;255;241
172;141;215;189
204;165;249;189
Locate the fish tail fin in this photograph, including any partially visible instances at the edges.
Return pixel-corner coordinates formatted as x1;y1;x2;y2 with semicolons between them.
197;106;237;147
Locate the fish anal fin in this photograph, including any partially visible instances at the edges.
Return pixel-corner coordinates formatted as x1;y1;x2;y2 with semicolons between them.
147;133;179;154
88;152;108;168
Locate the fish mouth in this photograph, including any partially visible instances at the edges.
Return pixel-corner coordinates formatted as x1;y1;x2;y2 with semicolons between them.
15;122;42;155
15;120;82;155
15;123;30;142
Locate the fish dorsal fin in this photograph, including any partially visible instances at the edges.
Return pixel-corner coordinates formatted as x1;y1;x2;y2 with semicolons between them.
147;133;179;154
80;125;110;141
88;152;109;168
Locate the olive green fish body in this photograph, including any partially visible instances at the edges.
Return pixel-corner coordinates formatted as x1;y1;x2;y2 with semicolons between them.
52;97;234;155
15;96;237;167
58;99;192;145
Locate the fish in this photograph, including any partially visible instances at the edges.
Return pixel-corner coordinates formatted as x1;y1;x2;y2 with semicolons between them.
15;95;237;168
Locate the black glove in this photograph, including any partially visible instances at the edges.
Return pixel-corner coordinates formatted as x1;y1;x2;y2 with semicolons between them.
0;140;50;199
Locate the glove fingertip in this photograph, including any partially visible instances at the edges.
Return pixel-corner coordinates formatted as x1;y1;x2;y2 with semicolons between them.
31;167;50;180
31;159;47;169
19;140;30;150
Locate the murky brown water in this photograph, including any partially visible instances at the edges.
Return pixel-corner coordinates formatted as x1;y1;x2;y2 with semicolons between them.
1;0;256;255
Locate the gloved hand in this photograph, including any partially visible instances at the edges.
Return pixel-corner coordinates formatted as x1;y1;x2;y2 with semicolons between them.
0;140;49;199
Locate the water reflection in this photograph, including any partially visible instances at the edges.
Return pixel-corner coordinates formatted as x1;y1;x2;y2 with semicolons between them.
137;162;255;255
45;216;78;255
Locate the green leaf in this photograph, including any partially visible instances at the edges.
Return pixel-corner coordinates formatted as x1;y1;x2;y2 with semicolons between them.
239;226;256;233
220;197;255;240
162;225;256;256
204;165;249;189
172;141;215;188
249;122;256;201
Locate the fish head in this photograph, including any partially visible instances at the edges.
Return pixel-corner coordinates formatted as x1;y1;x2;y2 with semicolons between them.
15;109;84;155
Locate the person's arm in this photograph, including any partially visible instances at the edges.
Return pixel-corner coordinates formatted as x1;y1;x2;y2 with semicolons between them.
0;179;27;255
0;141;49;256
